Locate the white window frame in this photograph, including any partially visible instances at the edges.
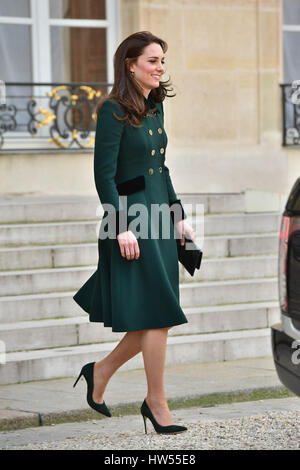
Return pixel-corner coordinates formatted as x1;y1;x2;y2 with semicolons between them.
283;25;300;32
282;0;300;83
281;1;300;146
0;0;120;149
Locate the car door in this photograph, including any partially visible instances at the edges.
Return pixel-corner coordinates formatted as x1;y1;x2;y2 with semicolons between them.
271;177;300;396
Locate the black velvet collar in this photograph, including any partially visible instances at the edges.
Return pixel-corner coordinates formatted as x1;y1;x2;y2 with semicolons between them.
144;89;154;105
144;90;153;103
144;90;157;115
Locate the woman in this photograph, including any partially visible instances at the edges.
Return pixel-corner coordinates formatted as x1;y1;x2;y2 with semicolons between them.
73;31;195;435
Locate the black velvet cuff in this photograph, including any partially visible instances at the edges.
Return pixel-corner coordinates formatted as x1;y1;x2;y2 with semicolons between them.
116;175;145;195
115;175;145;235
169;199;187;224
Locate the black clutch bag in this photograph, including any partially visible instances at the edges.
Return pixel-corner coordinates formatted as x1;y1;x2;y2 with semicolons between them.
176;236;202;276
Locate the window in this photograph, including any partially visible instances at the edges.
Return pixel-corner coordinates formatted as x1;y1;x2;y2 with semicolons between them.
283;0;300;83
0;0;120;84
0;0;119;149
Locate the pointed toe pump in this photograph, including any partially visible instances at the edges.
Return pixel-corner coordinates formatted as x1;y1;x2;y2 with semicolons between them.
73;362;111;417
141;399;187;435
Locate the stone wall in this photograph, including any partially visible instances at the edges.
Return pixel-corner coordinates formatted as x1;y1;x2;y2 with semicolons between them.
1;0;298;199
119;0;296;197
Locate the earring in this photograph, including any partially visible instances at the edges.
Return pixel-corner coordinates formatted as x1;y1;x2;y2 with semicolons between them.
130;72;135;78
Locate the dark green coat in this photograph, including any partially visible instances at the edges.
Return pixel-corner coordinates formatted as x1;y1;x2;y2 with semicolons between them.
73;90;188;332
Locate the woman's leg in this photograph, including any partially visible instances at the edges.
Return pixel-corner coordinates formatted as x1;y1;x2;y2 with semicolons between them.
92;330;143;403
141;327;175;426
92;326;173;405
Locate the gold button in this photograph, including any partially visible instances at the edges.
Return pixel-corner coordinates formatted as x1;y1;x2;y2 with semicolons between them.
149;168;154;175
160;148;165;154
151;149;156;156
159;166;163;173
158;128;162;134
149;129;153;136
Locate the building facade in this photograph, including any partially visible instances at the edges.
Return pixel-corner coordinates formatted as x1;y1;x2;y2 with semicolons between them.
0;0;298;200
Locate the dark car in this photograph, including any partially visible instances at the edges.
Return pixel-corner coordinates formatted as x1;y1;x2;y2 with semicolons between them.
271;177;300;395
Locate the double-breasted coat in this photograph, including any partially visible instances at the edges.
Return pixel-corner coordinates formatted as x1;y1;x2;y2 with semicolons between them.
73;90;188;332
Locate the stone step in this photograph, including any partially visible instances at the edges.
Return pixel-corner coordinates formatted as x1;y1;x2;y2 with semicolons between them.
0;255;278;297
194;212;281;238
0;301;280;353
0;243;97;271
0;233;279;271
0;277;278;323
0;195;101;223
0;221;98;247
0;328;273;384
0;266;96;297
204;233;279;258
0;193;246;223
181;193;246;214
180;254;278;283
0;212;280;247
180;277;278;307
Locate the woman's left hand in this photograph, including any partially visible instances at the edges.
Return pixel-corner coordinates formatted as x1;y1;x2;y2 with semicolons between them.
175;219;195;246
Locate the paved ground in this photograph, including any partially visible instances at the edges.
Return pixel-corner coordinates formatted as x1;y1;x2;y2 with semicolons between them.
1;356;299;449
0;356;283;418
1;397;300;450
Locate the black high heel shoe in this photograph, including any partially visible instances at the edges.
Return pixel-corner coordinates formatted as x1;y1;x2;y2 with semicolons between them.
141;399;187;434
73;362;111;417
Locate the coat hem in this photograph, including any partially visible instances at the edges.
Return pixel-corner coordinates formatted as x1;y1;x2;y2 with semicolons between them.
88;316;188;333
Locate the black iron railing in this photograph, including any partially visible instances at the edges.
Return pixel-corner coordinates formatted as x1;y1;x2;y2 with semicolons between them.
281;83;300;147
2;82;296;149
0;82;112;150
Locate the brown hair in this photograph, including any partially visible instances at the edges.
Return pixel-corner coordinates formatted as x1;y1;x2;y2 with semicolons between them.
96;31;175;127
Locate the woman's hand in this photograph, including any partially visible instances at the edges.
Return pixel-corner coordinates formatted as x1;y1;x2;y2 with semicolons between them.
175;219;195;246
117;230;140;260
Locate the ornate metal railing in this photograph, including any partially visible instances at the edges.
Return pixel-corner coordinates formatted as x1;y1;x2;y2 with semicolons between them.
281;83;300;146
1;82;299;150
0;82;111;150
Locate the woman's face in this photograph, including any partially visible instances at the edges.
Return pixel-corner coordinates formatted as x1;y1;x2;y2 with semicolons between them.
129;43;165;97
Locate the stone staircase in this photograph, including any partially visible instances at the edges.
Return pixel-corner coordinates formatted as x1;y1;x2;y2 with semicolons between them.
0;193;281;384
